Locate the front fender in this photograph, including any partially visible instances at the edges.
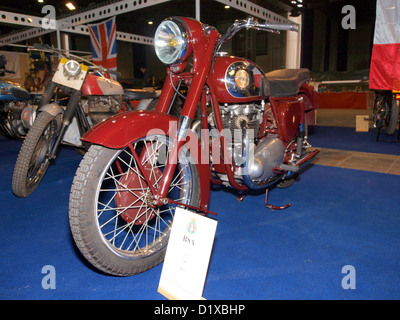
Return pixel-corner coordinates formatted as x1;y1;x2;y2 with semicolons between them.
82;110;210;208
39;103;64;117
81;110;178;148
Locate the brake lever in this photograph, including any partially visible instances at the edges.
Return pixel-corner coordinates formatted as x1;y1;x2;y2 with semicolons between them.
91;66;112;85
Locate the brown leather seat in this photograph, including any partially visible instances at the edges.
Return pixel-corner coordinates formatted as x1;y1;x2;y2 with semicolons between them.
265;68;310;97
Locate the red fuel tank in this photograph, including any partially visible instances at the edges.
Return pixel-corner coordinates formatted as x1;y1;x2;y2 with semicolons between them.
209;55;269;103
81;73;124;96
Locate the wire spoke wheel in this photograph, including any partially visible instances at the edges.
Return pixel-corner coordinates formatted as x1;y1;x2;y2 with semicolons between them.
26;119;57;187
12;112;61;197
69;135;200;276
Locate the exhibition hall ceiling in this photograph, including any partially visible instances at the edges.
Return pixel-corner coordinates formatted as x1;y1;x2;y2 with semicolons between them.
0;0;377;38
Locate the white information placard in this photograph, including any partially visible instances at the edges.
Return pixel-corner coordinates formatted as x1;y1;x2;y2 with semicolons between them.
158;207;218;300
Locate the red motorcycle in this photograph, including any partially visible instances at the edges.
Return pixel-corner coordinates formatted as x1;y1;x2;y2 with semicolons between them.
68;17;319;276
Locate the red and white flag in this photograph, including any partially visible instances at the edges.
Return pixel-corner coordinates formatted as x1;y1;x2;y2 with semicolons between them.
88;16;118;79
369;0;400;90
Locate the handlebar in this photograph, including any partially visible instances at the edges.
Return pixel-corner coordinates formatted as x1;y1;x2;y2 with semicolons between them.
33;43;96;66
33;43;53;51
215;17;298;53
107;69;122;77
32;43;118;77
0;70;15;77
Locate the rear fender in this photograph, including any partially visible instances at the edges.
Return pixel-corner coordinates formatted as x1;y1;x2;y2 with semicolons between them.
299;83;319;110
298;84;319;126
81;110;210;208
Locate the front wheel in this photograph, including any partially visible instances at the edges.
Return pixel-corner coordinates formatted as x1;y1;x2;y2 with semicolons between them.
69;135;200;276
12;111;61;197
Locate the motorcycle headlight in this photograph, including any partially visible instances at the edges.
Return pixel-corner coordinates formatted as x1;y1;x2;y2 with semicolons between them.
63;60;81;78
154;19;189;65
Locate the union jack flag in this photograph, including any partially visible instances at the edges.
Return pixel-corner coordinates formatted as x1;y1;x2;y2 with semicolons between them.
88;16;117;79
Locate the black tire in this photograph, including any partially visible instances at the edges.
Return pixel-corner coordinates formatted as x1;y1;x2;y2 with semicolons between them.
372;93;385;132
69;135;200;276
12;112;61;197
386;98;399;135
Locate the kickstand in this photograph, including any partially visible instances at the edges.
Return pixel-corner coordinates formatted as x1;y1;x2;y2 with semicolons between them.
236;194;246;202
265;188;291;210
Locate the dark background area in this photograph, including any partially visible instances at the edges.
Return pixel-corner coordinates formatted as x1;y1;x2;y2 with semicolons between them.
0;0;378;82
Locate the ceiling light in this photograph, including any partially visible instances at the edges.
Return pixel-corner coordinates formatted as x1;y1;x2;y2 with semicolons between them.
297;3;303;7
148;21;153;25
291;1;296;4
38;0;44;3
225;5;230;9
66;2;76;10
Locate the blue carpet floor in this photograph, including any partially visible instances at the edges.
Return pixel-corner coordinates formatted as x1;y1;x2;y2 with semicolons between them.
0;132;400;300
309;126;400;155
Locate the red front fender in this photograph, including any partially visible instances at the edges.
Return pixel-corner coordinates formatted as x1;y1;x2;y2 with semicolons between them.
81;110;210;209
82;110;178;148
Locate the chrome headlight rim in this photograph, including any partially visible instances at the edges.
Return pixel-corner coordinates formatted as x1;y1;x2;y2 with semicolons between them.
154;18;189;66
63;59;82;78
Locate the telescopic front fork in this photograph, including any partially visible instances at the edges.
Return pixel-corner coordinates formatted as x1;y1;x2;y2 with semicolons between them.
48;89;81;159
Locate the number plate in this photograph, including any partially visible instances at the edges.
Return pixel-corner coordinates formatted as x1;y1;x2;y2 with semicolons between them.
52;58;88;91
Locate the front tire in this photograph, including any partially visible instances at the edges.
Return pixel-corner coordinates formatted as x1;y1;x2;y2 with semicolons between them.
12;111;61;197
69;135;200;276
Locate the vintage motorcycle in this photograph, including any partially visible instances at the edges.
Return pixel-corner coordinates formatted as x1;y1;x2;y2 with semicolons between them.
0;54;37;139
12;44;160;198
68;17;319;276
371;90;399;141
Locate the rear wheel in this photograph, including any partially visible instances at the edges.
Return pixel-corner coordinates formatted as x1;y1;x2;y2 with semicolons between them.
386;98;399;135
373;91;399;136
69;135;200;276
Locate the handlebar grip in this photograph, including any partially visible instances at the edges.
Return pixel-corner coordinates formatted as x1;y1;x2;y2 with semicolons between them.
33;43;53;50
108;69;121;77
262;23;299;32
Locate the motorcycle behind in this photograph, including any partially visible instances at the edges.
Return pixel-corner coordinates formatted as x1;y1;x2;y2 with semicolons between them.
11;44;155;198
68;17;319;276
0;54;37;139
371;90;400;141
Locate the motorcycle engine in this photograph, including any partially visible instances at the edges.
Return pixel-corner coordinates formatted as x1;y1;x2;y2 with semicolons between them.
0;101;36;138
220;103;263;133
82;96;122;125
208;102;285;188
